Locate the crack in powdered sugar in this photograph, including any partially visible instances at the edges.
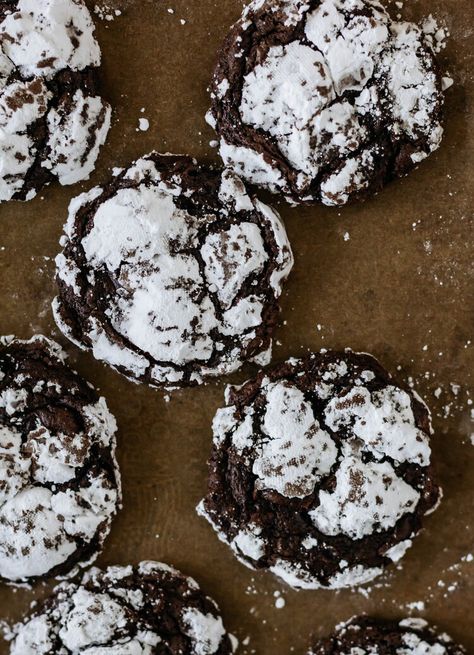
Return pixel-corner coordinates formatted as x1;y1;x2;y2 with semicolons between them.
0;335;120;584
199;351;440;590
53;155;294;388
307;617;465;655
209;0;448;205
8;561;234;654
0;0;111;202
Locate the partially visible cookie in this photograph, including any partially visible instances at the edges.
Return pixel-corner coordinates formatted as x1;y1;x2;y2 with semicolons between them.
0;0;111;202
308;616;466;655
0;335;120;584
53;153;294;388
198;350;440;589
8;561;234;654
208;0;446;206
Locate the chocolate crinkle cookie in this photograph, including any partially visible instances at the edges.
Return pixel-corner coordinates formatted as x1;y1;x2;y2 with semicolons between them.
307;616;466;655
208;0;447;206
198;350;441;589
0;0;111;202
52;153;294;388
0;335;120;584
8;561;235;654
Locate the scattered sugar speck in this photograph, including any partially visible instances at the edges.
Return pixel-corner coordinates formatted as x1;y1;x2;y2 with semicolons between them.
94;4;122;21
275;597;285;609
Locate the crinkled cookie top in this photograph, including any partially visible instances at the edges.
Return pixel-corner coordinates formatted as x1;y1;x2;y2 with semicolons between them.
0;0;111;202
308;616;466;655
9;561;234;655
209;0;446;206
0;335;120;584
199;350;440;589
53;153;294;388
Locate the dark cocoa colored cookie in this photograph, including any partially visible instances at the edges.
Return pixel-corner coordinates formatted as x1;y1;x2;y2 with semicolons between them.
0;335;120;584
208;0;446;206
0;0;111;202
8;561;234;654
308;616;466;655
53;152;293;389
198;350;440;589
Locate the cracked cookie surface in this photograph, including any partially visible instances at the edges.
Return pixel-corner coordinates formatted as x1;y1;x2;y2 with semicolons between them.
0;335;120;584
198;350;440;589
208;0;445;206
53;153;294;388
308;616;466;655
0;0;111;202
9;561;234;654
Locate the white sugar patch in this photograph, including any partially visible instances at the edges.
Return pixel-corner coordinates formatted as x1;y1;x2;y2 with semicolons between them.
252;381;337;498
324;385;432;465
309;455;420;539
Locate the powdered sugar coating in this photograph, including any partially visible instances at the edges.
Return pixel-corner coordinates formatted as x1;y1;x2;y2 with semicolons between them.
324;385;432;465
309;454;420;539
9;561;233;654
307;616;466;655
182;608;227;655
53;153;293;388
43;89;111;186
209;0;446;205
242;381;338;498
0;0;101;78
0;0;111;202
269;559;383;590
199;350;440;589
0;335;120;584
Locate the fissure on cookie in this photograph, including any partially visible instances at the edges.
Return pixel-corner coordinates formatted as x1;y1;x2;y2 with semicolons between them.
208;0;447;206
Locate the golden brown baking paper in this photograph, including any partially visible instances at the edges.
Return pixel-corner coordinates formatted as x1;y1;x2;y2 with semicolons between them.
0;0;473;652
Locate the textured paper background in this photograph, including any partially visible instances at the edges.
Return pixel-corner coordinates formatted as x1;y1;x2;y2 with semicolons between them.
0;0;473;652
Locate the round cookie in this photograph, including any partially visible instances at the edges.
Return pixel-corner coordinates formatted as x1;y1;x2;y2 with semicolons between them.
53;153;294;388
0;335;120;584
198;350;441;589
0;0;111;202
8;561;234;654
208;0;446;206
307;616;466;655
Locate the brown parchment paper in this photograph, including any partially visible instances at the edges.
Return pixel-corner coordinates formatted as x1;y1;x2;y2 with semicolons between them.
0;0;473;652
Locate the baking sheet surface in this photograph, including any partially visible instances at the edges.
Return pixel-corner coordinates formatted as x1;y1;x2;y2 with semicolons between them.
0;0;473;652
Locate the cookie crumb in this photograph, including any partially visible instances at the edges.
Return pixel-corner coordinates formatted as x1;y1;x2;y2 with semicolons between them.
422;15;450;53
94;4;121;21
442;76;454;91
